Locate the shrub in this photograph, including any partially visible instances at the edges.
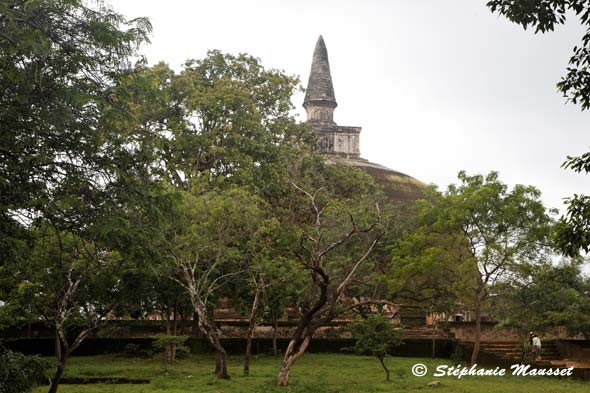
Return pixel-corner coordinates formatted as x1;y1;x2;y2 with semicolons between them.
349;315;403;382
0;347;52;393
152;335;190;365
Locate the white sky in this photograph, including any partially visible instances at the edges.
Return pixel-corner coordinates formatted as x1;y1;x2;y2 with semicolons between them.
113;0;589;213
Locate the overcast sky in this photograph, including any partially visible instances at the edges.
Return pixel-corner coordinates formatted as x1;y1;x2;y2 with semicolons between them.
114;0;589;213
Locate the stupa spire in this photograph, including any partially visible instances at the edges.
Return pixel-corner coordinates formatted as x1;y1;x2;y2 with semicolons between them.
303;35;337;110
303;35;361;158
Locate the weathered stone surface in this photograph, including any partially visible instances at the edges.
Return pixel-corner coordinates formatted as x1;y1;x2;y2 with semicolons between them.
304;36;361;158
303;35;337;109
304;36;424;202
328;157;425;203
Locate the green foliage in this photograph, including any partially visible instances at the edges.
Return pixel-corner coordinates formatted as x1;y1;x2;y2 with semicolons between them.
391;170;554;345
0;347;52;393
493;260;590;339
486;1;590;257
11;224;124;327
390;186;471;310
122;343;153;358
554;153;590;256
350;315;403;359
450;345;466;364
487;0;590;109
0;0;151;238
157;187;266;282
152;335;190;353
107;51;314;199
0;6;153;383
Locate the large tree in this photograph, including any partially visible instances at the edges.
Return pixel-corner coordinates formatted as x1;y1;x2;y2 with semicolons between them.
275;162;398;386
106;52;313;199
390;187;471;315
397;172;553;365
106;50;317;379
0;2;151;392
486;0;590;256
0;0;151;237
151;187;265;379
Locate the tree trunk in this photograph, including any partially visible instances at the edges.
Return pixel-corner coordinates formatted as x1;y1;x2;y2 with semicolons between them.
244;286;261;376
272;317;278;357
165;305;172;364
470;296;482;366
276;271;328;386
192;311;199;336
277;334;312;386
48;357;67;393
180;312;187;335
54;329;61;362
431;319;436;358
378;356;390;383
244;332;253;376
172;302;178;362
50;319;94;393
194;301;230;379
212;338;229;379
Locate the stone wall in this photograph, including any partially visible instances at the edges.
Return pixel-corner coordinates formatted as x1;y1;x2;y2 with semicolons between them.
554;340;590;361
449;322;521;342
448;322;586;342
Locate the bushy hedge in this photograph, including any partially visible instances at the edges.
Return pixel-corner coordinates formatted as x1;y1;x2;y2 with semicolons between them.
0;347;52;393
4;337;458;358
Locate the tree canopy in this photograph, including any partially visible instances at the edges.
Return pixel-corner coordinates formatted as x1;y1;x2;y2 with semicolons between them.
486;0;590;256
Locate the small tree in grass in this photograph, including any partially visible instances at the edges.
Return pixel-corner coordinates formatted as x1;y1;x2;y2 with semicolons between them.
350;315;403;383
152;335;190;370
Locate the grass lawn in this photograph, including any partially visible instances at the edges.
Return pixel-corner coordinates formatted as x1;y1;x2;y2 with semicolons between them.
33;353;588;393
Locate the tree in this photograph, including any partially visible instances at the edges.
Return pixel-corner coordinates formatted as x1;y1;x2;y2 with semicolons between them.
235;220;304;375
276;172;391;386
493;259;590;340
391;187;471;309
555;154;590;256
390;187;474;357
0;5;152;390
152;334;189;368
486;1;590;256
106;52;313;199
12;223;124;393
399;172;553;365
106;50;318;379
153;188;265;379
350;314;403;383
0;0;151;246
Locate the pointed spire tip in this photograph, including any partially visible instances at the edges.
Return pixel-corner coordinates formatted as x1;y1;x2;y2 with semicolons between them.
304;34;336;107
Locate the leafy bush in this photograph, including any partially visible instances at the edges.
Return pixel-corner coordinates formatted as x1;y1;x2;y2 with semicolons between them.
349;315;403;382
0;347;52;393
152;335;190;365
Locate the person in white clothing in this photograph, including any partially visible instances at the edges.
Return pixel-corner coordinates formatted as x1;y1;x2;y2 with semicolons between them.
532;334;542;360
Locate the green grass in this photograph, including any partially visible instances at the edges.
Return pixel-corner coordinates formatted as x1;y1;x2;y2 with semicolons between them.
33;354;587;393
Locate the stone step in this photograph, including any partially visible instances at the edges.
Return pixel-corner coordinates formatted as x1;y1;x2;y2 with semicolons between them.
461;340;565;363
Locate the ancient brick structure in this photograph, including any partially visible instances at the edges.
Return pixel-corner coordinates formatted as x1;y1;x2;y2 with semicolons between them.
304;35;424;203
303;35;361;158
